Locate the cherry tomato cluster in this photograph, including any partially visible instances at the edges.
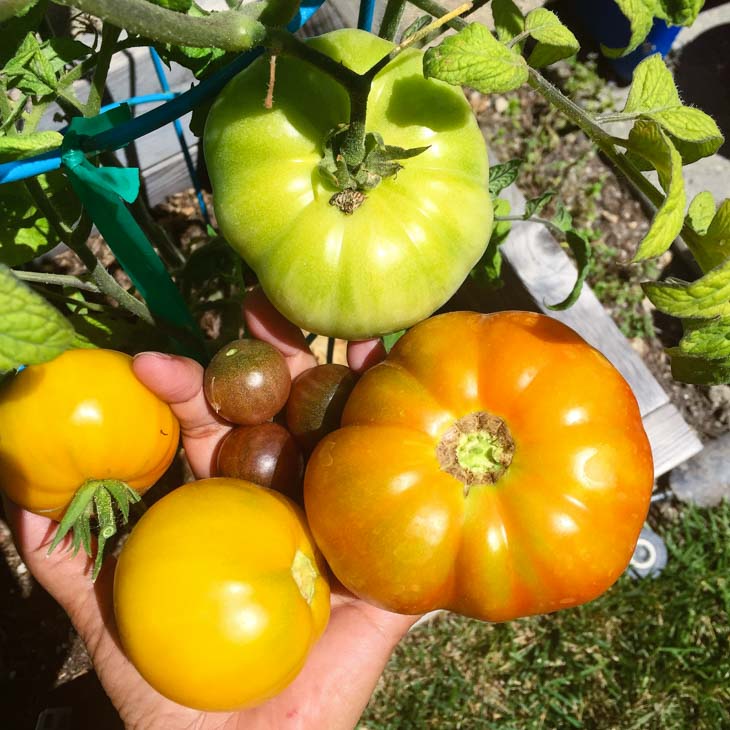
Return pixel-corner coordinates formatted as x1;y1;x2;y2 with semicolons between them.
203;337;357;503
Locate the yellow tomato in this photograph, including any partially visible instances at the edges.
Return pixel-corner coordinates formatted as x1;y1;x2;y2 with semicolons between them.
0;349;179;520
113;478;331;711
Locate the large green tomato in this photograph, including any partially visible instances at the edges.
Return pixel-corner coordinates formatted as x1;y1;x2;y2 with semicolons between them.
204;29;492;339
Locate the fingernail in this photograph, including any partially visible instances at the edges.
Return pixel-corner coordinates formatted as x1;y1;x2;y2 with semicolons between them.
134;351;174;361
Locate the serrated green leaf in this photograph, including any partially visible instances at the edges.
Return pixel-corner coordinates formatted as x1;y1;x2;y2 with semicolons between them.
667;348;730;385
0;170;79;266
655;0;705;26
524;8;579;68
546;229;591;310
602;0;657;58
0;134;80;266
0;131;62;159
697;198;730;267
643;258;730;318
0;265;74;372
0;0;46;69
489;158;522;197
679;317;730;360
628;120;685;260
624;55;723;164
43;37;93;75
524;189;556;219
471;197;511;288
552;202;573;232
492;0;524;43
686;191;715;235
423;23;528;95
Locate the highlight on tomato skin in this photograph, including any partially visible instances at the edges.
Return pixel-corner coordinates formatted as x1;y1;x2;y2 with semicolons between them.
303;310;654;623
113;478;331;711
204;28;494;340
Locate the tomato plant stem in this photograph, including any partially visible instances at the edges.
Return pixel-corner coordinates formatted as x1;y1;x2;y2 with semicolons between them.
54;0;266;51
85;23;121;117
379;0;407;41
495;214;566;238
14;270;101;292
27;176;155;324
267;29;373;165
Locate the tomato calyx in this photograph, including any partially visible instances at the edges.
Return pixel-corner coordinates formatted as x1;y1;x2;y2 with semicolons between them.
290;549;319;604
436;412;515;493
319;126;430;213
49;478;142;580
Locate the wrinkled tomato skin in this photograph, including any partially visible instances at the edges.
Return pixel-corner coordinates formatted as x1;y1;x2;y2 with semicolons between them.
304;311;654;622
204;29;492;339
0;349;179;520
114;478;330;711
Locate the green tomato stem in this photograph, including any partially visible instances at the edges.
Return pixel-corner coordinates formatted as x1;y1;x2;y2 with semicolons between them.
49;478;142;581
378;0;407;41
267;29;373;166
85;23;121;118
13;270;101;292
53;0;266;51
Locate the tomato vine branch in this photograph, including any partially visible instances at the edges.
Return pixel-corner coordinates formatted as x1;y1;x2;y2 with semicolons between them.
15;270;101;292
52;0;267;51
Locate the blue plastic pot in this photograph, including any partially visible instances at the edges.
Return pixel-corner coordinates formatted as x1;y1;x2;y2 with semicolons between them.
573;0;682;80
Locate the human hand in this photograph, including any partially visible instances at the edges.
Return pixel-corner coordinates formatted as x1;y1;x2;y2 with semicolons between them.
4;289;419;730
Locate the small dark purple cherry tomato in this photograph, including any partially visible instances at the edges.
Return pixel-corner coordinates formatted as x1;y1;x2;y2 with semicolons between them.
204;338;290;425
216;422;304;502
285;364;358;455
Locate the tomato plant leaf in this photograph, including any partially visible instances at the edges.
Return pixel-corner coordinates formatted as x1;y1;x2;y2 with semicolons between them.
0;0;46;68
382;329;406;353
624;55;723;164
686;191;715;236
492;0;524;43
694;198;730;269
627;120;685;261
602;0;657;58
423;22;529;95
654;0;705;27
0;130;62;158
643;258;730;318
0;264;74;372
551;201;573;232
488;158;522;197
679;316;730;360
524;8;580;68
546;229;591;310
471;196;511;288
524;189;556;219
667;348;730;385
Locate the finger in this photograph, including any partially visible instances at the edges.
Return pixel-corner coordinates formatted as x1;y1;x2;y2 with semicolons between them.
347;339;386;374
243;287;317;378
133;352;231;478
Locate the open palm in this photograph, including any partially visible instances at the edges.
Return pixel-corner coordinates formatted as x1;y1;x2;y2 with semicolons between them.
5;291;418;730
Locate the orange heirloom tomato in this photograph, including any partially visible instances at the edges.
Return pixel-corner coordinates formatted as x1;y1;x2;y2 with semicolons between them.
0;349;179;520
304;311;654;622
114;478;331;711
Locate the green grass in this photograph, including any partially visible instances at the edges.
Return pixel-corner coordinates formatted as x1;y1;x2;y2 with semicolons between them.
360;503;730;729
